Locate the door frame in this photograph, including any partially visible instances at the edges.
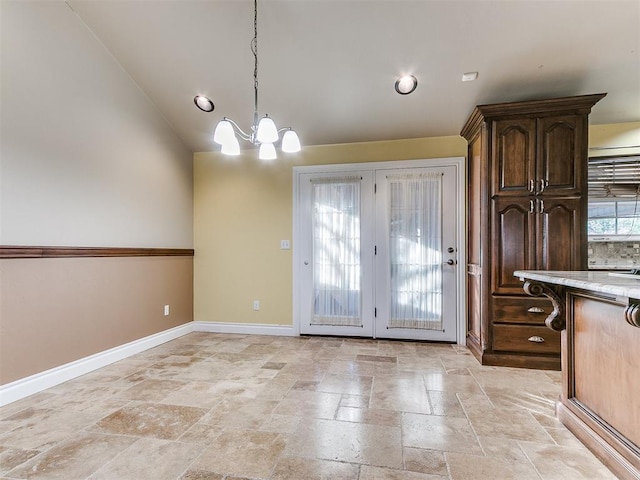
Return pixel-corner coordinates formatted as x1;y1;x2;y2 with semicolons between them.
292;157;467;345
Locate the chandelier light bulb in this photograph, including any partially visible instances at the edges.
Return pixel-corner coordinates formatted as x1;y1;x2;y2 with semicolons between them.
259;142;277;160
256;116;279;144
201;0;300;159
213;120;236;145
220;136;241;155
281;129;301;153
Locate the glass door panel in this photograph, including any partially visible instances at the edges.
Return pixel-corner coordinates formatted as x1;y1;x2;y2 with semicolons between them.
311;177;362;327
299;171;374;336
375;166;457;341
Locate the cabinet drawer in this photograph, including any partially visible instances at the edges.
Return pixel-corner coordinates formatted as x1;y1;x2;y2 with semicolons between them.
492;296;552;325
493;324;560;355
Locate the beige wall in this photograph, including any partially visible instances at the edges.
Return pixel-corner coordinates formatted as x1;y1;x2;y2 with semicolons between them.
193;136;467;326
0;256;193;385
0;1;195;387
589;121;640;157
194;123;640;328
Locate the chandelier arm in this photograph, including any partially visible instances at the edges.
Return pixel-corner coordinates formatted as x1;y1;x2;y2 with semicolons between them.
223;117;252;141
277;127;293;133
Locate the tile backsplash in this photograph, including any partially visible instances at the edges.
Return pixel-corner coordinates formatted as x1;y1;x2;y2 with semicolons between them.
588;241;640;269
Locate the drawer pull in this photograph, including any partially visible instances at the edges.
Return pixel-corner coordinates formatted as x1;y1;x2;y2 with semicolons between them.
527;306;545;313
528;336;545;343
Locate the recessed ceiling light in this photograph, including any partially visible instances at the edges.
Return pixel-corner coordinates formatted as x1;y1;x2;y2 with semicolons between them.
194;95;215;112
395;75;418;95
461;72;478;82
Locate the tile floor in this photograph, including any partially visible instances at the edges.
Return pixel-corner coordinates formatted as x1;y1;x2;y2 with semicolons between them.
0;333;618;480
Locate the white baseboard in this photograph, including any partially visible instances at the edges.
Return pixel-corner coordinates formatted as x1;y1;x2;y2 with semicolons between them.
0;323;194;407
193;321;297;337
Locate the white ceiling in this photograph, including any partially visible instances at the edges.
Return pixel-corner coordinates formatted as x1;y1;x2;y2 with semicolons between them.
67;0;640;153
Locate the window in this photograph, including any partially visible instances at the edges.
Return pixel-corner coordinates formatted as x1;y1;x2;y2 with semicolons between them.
588;155;640;237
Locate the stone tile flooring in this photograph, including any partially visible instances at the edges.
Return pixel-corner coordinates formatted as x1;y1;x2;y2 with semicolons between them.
0;333;618;479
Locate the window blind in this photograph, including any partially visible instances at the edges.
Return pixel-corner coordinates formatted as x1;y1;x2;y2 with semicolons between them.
588;155;640;199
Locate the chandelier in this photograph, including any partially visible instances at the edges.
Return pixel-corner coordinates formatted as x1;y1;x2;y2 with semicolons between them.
211;0;300;160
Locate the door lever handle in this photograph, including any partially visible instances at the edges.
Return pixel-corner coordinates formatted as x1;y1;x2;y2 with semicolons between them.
444;259;457;266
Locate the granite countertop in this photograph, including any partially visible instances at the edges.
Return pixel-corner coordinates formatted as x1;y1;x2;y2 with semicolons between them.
588;265;638;271
514;270;640;299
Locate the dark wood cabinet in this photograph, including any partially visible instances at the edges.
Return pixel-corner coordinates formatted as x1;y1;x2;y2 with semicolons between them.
537;115;585;196
491;197;536;295
517;273;640;480
492;115;585;197
536;197;584;271
492;118;536;196
461;94;605;370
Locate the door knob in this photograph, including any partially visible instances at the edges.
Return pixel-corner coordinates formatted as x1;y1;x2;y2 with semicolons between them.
444;259;457;266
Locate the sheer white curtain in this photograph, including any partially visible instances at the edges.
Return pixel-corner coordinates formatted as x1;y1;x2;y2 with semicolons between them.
311;177;362;327
387;172;443;330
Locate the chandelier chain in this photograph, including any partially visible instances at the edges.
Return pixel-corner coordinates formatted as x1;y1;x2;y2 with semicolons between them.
251;0;259;130
210;0;300;157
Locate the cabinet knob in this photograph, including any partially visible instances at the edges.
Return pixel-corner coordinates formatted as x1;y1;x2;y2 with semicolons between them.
528;336;545;343
527;306;545;313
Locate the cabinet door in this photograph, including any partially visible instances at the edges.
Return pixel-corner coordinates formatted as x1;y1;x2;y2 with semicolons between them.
492;197;536;294
536;115;584;196
536;197;585;271
492;119;536;196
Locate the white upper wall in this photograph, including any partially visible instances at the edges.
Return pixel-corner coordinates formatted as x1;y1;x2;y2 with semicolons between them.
0;1;193;248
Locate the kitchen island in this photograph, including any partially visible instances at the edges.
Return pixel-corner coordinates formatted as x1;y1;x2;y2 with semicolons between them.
514;270;640;480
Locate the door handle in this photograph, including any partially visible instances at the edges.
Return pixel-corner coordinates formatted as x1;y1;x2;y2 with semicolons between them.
529;199;535;214
444;259;457;266
540;199;544;213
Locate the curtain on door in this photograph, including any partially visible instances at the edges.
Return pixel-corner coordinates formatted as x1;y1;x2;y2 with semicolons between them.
311;177;362;327
387;172;443;330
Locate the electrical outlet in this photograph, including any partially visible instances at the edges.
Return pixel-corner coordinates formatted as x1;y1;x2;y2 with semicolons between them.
253;300;260;311
280;240;290;250
164;305;170;316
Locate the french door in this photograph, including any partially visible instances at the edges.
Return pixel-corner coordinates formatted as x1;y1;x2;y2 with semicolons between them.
295;160;460;342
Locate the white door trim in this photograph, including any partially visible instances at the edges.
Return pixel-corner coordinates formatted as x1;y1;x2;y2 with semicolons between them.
293;157;466;345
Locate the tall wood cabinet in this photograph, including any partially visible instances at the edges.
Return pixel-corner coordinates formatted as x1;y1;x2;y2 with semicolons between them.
460;94;605;370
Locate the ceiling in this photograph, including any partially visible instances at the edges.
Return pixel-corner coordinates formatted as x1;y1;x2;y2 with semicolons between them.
67;0;640;153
